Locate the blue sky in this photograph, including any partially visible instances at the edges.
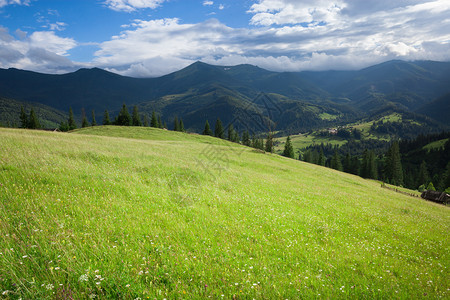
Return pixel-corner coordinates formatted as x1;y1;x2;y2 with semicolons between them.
1;0;449;77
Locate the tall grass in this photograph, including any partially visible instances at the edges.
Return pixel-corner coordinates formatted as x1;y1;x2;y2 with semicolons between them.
0;127;448;299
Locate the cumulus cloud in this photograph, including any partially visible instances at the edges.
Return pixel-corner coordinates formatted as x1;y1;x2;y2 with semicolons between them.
89;0;450;77
103;0;167;12
248;0;346;26
2;0;450;76
0;26;79;73
203;1;213;6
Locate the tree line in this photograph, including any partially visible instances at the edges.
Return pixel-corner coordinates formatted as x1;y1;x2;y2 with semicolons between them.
58;104;177;132
299;137;450;193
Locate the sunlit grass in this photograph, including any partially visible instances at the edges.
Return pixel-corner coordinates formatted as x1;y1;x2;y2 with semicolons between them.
1;126;448;299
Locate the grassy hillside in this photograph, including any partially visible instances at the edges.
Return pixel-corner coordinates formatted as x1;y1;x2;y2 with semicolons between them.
0;97;68;129
0;127;448;299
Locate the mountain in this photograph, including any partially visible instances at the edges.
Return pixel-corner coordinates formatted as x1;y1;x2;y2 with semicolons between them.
417;93;450;126
0;60;449;133
300;60;450;112
0;97;68;128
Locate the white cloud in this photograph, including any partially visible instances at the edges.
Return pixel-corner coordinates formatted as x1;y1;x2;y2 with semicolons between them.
203;1;213;6
0;0;30;8
48;22;68;31
89;0;450;77
219;4;224;10
2;0;450;76
103;0;167;12
0;26;79;73
248;0;346;26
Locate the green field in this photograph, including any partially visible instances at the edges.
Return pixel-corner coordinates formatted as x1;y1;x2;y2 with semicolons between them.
1;126;449;299
423;138;449;152
274;134;347;154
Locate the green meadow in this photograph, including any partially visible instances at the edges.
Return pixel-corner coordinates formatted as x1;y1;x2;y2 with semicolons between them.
0;126;448;299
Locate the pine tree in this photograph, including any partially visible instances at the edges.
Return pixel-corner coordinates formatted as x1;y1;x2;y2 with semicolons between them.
426;182;436;191
440;162;450;191
242;130;251;146
385;141;403;186
203;120;212;136
116;104;131;126
179;118;185;132
91;110;97;126
59;121;69;132
343;152;351;172
361;149;369;178
28;108;41;129
143;114;149;127
282;136;295;158
318;148;326;166
330;149;343;171
81;108;89;128
350;156;360;175
157;115;163;128
214;118;224;138
368;150;378;180
417;161;430;188
228;124;235;141
173;117;180;131
68;107;77;130
265;133;273;153
303;150;312;163
151;111;158;127
163;121;167;129
103;110;111;125
20;105;28;128
132;105;142;126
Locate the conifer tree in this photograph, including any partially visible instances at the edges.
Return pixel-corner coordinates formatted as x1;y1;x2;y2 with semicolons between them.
179;118;185;132
132;105;142;126
361;149;369;178
417;161;430;188
330;149;343;171
350;156;360;175
318;148;326;166
103;109;111;125
343;152;351;172
242;130;251;146
265;133;274;153
303;150;312;163
81;108;89;128
203;120;212;136
157;115;163;128
28;108;41;129
283;136;295;158
91;110;97;126
163;121;167;129
385;141;403;186
426;182;436;191
174;116;180;131
228;124;235;141
59;121;69;132
440;162;450;191
151;111;158;127
20;105;28;128
68;107;77;130
368;150;378;179
143;114;149;127
116;104;131;126
214;118;224;138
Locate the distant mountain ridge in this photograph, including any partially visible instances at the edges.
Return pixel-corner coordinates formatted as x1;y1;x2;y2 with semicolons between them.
0;60;449;132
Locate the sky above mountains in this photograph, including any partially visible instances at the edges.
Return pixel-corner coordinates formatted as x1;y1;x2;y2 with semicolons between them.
1;0;449;77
